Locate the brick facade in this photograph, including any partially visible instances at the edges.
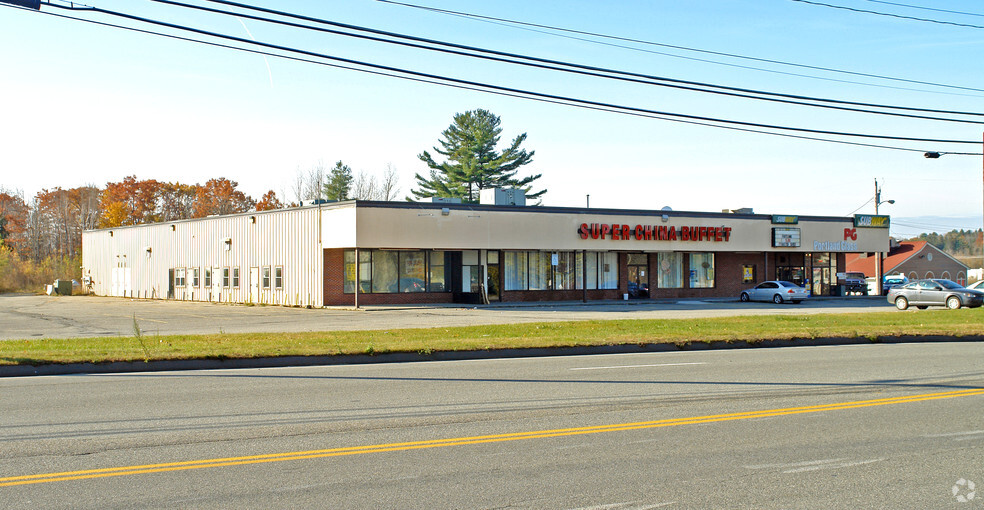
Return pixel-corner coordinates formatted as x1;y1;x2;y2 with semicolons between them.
323;249;848;305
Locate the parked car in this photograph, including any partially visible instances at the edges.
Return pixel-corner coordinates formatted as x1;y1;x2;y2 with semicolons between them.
882;274;908;294
887;279;984;310
740;281;809;304
839;272;868;295
967;280;984;291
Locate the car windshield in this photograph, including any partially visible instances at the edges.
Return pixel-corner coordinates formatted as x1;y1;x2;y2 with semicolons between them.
937;280;964;289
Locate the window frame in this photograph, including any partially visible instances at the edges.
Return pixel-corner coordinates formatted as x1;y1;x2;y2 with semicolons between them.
274;266;283;290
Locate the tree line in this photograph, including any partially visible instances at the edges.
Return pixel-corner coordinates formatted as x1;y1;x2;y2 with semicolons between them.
907;230;983;258
0;109;545;292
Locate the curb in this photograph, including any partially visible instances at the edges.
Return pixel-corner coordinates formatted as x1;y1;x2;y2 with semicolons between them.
2;334;981;377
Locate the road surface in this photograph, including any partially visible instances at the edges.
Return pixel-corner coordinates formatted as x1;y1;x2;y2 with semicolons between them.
2;342;982;508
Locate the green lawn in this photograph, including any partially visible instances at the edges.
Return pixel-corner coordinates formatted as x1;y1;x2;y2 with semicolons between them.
2;309;982;366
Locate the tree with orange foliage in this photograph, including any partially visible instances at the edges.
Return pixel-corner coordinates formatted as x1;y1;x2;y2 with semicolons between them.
99;176;162;228
0;189;29;255
255;190;284;211
192;178;255;218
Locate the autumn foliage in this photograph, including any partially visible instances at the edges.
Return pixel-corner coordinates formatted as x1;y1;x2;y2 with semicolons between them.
0;177;281;292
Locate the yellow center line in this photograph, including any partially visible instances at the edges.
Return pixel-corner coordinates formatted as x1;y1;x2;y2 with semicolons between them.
3;388;982;487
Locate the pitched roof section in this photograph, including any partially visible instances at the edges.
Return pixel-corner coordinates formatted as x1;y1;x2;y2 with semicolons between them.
845;241;927;277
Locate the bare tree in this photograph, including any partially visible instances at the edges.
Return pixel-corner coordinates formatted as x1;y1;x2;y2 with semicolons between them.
352;170;378;200
304;161;326;202
380;163;401;201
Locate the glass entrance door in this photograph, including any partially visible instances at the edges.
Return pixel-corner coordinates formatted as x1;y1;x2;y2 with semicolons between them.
626;254;649;298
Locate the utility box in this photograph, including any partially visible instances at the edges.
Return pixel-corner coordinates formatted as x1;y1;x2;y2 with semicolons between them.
54;279;72;296
479;188;526;206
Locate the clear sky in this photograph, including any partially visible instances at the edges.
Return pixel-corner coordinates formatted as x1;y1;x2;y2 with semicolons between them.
1;0;983;238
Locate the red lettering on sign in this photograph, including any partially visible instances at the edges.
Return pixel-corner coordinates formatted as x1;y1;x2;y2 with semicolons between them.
844;228;858;241
681;227;690;241
578;223;590;239
723;227;732;241
644;225;653;240
634;225;644;240
668;227;677;241
715;227;723;242
611;224;620;240
621;225;630;240
601;224;611;239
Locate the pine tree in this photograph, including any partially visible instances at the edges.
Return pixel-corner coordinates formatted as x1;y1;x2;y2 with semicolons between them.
412;109;544;203
323;161;354;201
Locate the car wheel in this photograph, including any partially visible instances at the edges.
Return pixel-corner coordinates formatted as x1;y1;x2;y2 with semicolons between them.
946;296;962;310
740;293;750;302
773;294;784;304
894;296;908;310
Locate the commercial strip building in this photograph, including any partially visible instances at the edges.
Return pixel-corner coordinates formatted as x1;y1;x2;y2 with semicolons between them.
81;200;891;307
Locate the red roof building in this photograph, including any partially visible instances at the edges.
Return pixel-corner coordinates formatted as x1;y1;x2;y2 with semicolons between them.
846;241;969;285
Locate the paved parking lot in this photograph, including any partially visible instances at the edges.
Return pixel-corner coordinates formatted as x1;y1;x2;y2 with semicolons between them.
0;293;895;340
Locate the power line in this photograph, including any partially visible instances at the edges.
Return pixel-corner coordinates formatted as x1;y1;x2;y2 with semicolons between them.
790;0;984;29
10;3;981;153
864;0;984;18
40;2;984;145
178;0;984;122
378;0;984;96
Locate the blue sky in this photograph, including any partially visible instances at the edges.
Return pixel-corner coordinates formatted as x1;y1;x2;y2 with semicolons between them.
1;0;982;237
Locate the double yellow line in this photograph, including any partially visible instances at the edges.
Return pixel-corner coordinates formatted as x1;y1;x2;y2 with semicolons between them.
3;388;982;487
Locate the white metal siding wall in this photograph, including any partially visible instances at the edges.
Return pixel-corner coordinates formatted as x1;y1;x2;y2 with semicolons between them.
82;207;325;307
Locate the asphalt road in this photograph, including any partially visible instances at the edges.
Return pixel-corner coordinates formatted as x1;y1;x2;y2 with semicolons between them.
2;342;983;508
0;293;895;340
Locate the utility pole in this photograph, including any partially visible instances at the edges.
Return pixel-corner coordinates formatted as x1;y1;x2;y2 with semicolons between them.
874;179;882;295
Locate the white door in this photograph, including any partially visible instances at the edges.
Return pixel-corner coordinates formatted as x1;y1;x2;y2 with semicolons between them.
249;267;260;304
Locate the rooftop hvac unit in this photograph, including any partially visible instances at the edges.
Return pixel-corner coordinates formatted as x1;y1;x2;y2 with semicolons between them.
479;188;526;206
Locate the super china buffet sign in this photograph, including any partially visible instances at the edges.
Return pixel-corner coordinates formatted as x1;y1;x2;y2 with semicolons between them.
577;222;733;242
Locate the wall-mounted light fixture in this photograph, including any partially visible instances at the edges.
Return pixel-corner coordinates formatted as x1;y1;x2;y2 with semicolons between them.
170;224;176;231
144;246;152;258
250;216;256;224
222;237;232;251
108;230;113;237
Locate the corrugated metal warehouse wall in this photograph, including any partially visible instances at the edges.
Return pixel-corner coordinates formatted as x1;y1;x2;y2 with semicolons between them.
82;206;326;307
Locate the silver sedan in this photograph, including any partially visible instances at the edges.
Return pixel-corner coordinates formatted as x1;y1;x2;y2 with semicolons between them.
887;279;984;310
740;281;809;304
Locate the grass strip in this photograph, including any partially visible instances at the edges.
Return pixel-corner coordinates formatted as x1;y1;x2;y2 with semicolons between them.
1;309;982;366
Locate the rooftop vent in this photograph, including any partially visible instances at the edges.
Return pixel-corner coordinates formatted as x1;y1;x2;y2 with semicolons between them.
479;188;526;206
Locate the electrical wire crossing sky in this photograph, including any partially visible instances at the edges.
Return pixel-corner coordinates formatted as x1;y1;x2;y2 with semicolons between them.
0;0;982;236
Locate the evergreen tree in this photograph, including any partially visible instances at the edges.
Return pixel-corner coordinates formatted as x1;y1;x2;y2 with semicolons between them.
412;109;544;203
323;161;354;201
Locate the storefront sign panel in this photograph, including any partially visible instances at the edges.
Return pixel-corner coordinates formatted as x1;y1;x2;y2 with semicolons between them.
577;223;733;243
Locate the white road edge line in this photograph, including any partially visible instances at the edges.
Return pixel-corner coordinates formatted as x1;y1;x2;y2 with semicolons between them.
571;362;707;371
783;458;885;473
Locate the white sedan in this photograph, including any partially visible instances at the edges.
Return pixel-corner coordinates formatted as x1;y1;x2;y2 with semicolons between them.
740;281;809;304
967;280;984;291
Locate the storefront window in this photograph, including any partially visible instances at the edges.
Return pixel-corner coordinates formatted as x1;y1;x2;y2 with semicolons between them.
529;252;552;290
429;251;445;292
689;253;715;288
555;252;577;290
599;252;618;289
359;251;371;293
504;251;527;291
585;252;598;290
372;251;398;293
343;251;356;293
400;251;427;292
658;252;683;289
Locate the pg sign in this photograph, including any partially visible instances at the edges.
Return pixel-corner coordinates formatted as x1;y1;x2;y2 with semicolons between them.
854;215;890;228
